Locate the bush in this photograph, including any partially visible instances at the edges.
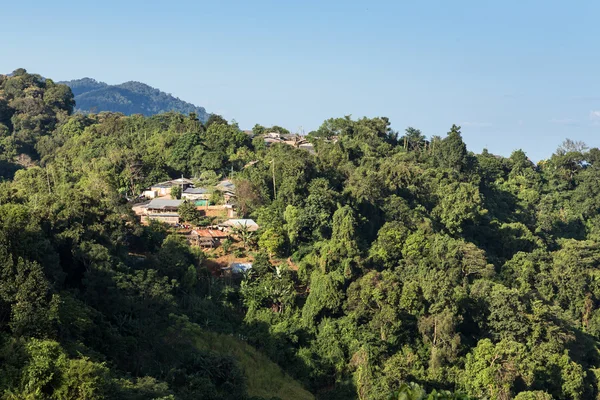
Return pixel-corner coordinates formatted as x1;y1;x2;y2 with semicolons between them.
233;248;245;258
170;185;182;199
222;239;233;253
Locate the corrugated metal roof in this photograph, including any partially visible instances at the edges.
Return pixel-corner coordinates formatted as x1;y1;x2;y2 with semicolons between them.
216;180;236;192
146;199;183;209
191;229;229;238
150;178;194;188
220;219;259;231
184;187;210;194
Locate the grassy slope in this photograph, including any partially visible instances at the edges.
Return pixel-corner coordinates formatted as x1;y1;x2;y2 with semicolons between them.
194;331;314;400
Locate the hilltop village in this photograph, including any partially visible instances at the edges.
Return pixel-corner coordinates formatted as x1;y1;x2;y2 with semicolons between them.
131;177;258;273
128;129;320;275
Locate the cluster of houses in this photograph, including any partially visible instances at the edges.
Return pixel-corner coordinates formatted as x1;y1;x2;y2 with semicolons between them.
129;130;316;273
133;177;238;224
132;177;259;252
261;132;315;153
243;131;316;154
141;177;233;203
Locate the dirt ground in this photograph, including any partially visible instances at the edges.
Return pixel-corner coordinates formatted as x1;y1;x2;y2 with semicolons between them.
199;241;300;275
201;239;254;275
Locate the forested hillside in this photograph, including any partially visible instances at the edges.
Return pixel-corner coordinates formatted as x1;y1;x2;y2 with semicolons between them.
2;68;600;400
61;77;209;121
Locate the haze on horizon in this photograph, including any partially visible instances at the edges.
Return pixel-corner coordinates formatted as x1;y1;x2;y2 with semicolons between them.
2;0;600;161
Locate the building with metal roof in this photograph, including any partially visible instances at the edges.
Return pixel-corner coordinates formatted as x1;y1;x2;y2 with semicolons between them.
145;199;183;211
182;187;211;201
219;219;259;232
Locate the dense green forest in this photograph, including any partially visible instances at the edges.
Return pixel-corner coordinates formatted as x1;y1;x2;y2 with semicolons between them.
2;68;600;400
60;77;209;121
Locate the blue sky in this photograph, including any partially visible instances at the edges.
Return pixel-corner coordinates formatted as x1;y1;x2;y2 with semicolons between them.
2;0;600;160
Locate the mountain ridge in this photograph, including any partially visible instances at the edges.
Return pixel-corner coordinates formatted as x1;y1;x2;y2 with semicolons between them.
60;77;209;121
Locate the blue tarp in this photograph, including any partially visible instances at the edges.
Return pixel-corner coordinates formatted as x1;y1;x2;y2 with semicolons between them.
230;263;252;274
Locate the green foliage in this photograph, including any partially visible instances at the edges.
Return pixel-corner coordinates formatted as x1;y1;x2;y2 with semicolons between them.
433;125;470;172
258;227;286;258
195;170;220;187
302;270;345;328
0;338;111;399
3;71;600;400
170;185;182;199
0;69;74;163
513;392;553;400
389;382;469;400
433;182;487;234
193;330;313;400
178;200;201;224
0;250;58;337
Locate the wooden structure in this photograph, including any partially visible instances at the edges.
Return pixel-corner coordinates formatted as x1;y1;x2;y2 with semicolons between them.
188;228;229;248
134;199;183;225
215;179;236;204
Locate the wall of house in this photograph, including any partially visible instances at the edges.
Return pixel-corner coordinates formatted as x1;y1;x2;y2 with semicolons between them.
144;214;179;224
182;193;210;201
143;190;158;199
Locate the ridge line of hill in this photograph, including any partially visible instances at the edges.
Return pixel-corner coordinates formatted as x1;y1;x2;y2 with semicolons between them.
60;77;210;121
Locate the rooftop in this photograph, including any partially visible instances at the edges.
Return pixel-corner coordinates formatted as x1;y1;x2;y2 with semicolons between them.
151;178;194;188
184;187;210;194
146;199;183;209
216;179;236;192
191;229;229;238
220;219;259;231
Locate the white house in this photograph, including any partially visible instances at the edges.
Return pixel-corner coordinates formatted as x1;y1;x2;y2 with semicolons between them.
182;187;211;201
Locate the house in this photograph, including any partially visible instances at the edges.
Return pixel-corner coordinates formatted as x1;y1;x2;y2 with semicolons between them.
137;199;183;225
144;178;194;198
145;199;183;212
219;218;259;232
298;142;315;154
281;134;308;147
189;228;229;248
182;187;211;202
216;179;235;193
132;201;150;216
264;137;283;146
258;132;315;153
215;179;236;204
195;236;217;248
264;132;282;139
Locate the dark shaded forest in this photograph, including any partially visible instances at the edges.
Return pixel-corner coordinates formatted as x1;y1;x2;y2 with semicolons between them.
1;68;600;400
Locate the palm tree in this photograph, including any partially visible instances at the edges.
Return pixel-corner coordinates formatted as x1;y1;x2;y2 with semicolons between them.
232;223;254;250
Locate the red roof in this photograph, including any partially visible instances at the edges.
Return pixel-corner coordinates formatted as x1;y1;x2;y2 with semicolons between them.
191;229;229;238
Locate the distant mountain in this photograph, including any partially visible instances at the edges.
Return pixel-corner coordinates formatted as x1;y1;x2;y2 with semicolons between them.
66;77;108;96
61;78;209;121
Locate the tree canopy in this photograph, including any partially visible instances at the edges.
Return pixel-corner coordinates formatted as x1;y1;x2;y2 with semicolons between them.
1;69;600;399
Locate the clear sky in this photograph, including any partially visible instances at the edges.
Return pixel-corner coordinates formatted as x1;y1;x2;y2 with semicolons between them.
2;0;600;160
